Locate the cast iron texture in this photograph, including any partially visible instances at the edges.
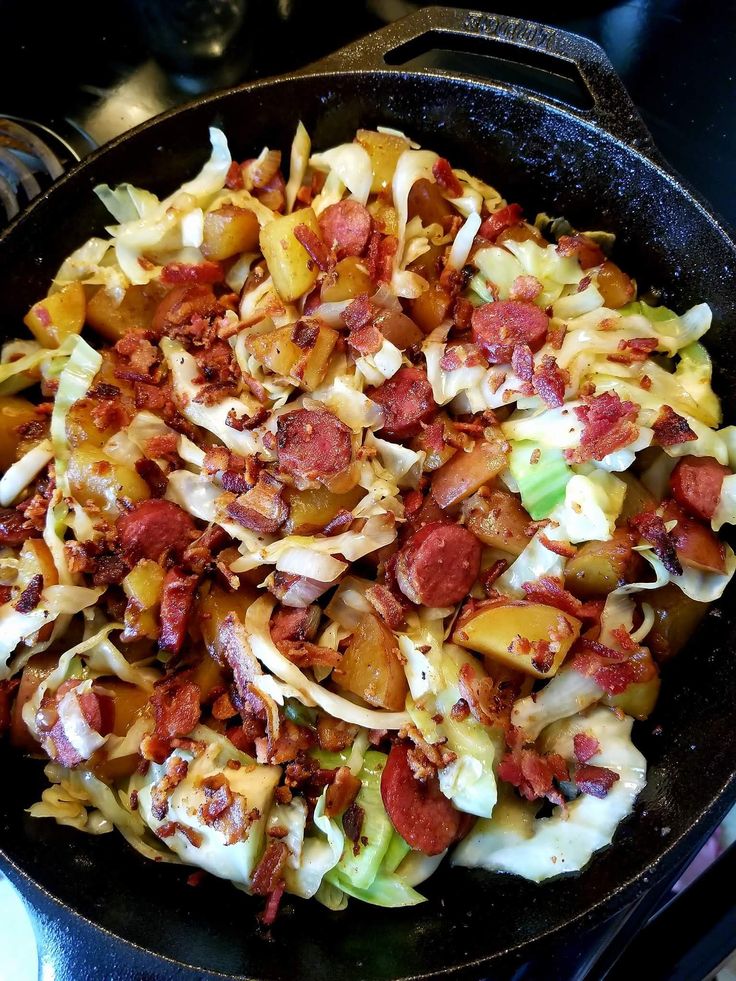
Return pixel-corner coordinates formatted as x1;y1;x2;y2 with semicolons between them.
1;8;735;980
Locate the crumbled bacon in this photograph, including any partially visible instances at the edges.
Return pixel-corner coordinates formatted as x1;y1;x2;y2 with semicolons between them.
538;534;577;558
630;511;682;575
316;715;359;753
291;320;320;351
342;293;376;331
652;405;697;446
150;755;189;821
342;801;365;850
498;746;569;804
114;330;161;381
511;343;534;382
365;583;408;630
135;458;168;497
573;732;601;763
14;574;43;613
570;642;636;695
521;576;602;621
225;160;244;189
182;525;230;575
400;723;456;781
609;337;658;366
531;355;568;408
226;472;288;534
260;719;315;766
277;640;341;669
478;203;524;242
556;234;605;269
366;233;398;283
293;224;331;272
509;275;543;302
568;392;639;463
480;559;509;594
453;296;474;330
458;662;516;728
348;321;383;356
270;605;320;645
432;157;463;197
322;509;354;535
151;677;201;741
325;766;362;818
575;764;620;798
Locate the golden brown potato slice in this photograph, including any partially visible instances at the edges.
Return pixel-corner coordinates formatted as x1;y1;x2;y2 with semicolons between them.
259;207;322;302
332;612;408;711
24;282;85;348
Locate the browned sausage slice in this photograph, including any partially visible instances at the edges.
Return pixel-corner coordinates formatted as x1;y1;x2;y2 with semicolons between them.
380;742;464;855
276;409;353;481
395;521;481;607
670;455;731;522
367;366;436;441
471;300;548;364
116;499;196;563
318;200;373;259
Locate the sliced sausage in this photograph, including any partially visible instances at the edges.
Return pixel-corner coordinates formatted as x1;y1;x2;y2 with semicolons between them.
367;367;436;441
276;409;352;481
158;568;199;654
395;521;481;607
116;499;197;563
478;203;524;242
380;742;464;855
471;300;549;364
670;455;731;522
661;499;726;573
318;200;373;259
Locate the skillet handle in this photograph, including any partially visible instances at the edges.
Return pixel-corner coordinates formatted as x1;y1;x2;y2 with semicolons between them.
309;6;661;161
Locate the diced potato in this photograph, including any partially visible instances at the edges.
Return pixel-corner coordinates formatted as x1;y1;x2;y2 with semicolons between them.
101;677;151;737
66;397;119;448
496;223;544;247
202;204;260;260
411;414;458;472
367;199;399;236
564;528;644;599
616;471;657;524
259;207;322;302
18;538;58;590
647;583;709;662
86;282;166;342
408;282;452;334
244;320;338;391
596;260;635;308
285;484;364;535
408;243;444;283
197;581;259;665
662;500;726;573
466;488;533;556
23;282;85;348
332;612;408;711
67;446;150;520
10;652;57;751
320;256;373;303
373;309;424;350
0;396;42;468
356;129;410;194
407;178;454;226
603;649;661;719
122;559;165;642
432;435;508;510
453;600;581;678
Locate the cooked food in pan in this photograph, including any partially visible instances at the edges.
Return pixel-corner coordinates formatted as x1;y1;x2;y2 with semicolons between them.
0;122;732;919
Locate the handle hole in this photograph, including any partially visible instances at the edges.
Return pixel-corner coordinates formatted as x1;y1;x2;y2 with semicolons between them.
383;29;594;111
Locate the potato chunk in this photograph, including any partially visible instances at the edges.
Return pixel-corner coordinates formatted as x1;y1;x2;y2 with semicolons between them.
453;600;581;678
202;204;260;260
0;396;42;468
564;528;644;598
23;282;85;348
320;256;373;302
86;283;166;342
67;446;149;520
647;583;708;662
356;129;410;193
431;435;508;510
245;320;338;391
259;207;322;302
285;484;363;534
466;488;532;556
333;612;408;711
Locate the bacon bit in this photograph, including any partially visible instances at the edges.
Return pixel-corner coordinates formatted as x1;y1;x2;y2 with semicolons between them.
342;293;375;331
212;690;238;720
575;763;620;798
14;574;43;613
141;734;172;764
511;343;534;382
570;647;636;695
319;509;352;536
225;160;244;189
342;801;366;854
150;755;189;821
154;821;177;839
367;233;398;284
291;320;320;350
432;157;463;197
510;275;543;302
612;625;638;652
640;375;652;391
630;511;682;575
569;391;639;463
293;224;331;272
400;723;456;780
614;337;659;365
161;261;224;285
652;405;697;446
226;473;288;534
259;718;314;766
325;766;362;818
556;234;605;269
284;753;336;796
151;677;201;741
529;448;541;466
498;746;569;804
187;870;206;887
478;203;524;242
316;715;359;753
365;583;407;631
573;732;601;764
547;323;567;350
261;881;285;927
480;559;509;594
538;534;577;558
458;662;515;728
532;355;568;408
521;576;602;621
453;296;474;330
450;699;471;721
348;321;383;356
134;458;168;498
277;640;341;669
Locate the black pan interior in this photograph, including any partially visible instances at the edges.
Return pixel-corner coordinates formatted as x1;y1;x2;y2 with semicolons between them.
1;68;736;980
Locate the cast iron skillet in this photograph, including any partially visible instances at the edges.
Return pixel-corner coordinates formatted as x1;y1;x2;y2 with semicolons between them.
1;8;736;979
